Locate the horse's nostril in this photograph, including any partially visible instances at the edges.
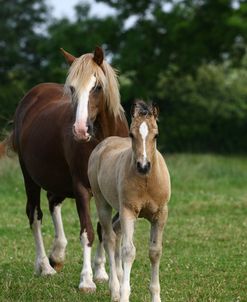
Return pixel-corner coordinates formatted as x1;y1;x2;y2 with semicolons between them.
87;123;92;134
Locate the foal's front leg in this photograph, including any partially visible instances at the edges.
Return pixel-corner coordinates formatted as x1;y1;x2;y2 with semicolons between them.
120;207;136;302
73;180;96;292
149;206;168;302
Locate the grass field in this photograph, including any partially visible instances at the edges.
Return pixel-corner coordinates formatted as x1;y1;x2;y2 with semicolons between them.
0;154;247;302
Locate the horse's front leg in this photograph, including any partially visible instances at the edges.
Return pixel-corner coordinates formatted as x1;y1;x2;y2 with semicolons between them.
94;222;109;283
73;180;96;292
149;205;168;302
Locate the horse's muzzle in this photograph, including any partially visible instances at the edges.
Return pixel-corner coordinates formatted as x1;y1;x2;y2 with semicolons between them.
72;125;91;142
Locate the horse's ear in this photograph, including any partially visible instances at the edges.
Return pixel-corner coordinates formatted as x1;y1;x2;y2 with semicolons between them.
152;102;159;119
93;46;104;66
60;48;76;65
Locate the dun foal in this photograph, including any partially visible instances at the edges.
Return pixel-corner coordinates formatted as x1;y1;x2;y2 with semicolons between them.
88;101;171;302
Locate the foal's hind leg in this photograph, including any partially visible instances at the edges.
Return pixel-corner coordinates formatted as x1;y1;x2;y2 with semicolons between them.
112;214;123;283
20;162;56;276
95;199;120;301
47;192;68;272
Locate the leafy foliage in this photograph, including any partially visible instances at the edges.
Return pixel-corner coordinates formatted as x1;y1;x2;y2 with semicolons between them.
157;57;247;152
1;0;247;152
0;0;49;132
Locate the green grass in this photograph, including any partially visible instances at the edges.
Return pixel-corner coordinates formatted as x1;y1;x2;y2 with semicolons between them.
0;154;247;301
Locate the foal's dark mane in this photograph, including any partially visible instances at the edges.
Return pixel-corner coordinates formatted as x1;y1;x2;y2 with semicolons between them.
133;100;154;117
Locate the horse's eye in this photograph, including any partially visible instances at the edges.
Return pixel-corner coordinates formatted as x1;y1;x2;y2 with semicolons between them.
154;134;159;139
95;85;102;92
70;86;75;95
129;133;134;138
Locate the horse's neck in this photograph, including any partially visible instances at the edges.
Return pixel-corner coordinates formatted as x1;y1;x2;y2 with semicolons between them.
95;110;128;140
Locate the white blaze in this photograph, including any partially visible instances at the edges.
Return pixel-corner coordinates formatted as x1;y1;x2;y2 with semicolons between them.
74;75;96;131
139;121;148;162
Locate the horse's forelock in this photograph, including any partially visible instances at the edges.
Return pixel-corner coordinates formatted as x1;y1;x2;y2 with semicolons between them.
64;53;124;119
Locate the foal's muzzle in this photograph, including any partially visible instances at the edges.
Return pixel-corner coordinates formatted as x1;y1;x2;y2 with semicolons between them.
136;161;151;174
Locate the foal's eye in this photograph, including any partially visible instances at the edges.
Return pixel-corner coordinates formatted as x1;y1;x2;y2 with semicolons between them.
129;133;134;138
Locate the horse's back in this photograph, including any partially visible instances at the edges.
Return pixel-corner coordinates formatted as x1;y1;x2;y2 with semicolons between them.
13;82;75;195
15;83;64;119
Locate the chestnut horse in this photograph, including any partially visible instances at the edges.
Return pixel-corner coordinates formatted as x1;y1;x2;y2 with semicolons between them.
9;47;129;292
88;101;171;301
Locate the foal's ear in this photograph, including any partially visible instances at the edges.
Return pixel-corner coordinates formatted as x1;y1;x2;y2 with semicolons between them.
93;46;104;66
130;103;137;118
152;102;159;119
60;48;76;65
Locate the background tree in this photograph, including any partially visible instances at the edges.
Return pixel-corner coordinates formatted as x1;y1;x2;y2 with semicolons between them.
0;0;50;130
1;0;247;152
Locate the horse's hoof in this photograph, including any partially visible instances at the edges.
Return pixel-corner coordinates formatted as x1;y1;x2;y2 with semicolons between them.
79;280;96;293
79;286;96;294
49;257;64;272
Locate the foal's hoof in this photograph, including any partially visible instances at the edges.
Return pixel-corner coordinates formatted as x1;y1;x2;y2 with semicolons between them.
35;258;57;276
40;267;57;276
79;280;96;293
111;294;120;302
49;257;64;272
94;270;109;283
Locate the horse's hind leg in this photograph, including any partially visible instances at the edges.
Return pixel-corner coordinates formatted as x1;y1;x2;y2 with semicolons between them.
93;222;109;283
47;192;67;272
20;162;56;276
73;181;96;292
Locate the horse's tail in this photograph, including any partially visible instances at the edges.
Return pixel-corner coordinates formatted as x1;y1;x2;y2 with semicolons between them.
0;129;18;158
0;140;6;158
7;130;17;153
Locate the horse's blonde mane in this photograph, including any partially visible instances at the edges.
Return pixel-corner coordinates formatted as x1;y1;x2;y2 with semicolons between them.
64;53;124;118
